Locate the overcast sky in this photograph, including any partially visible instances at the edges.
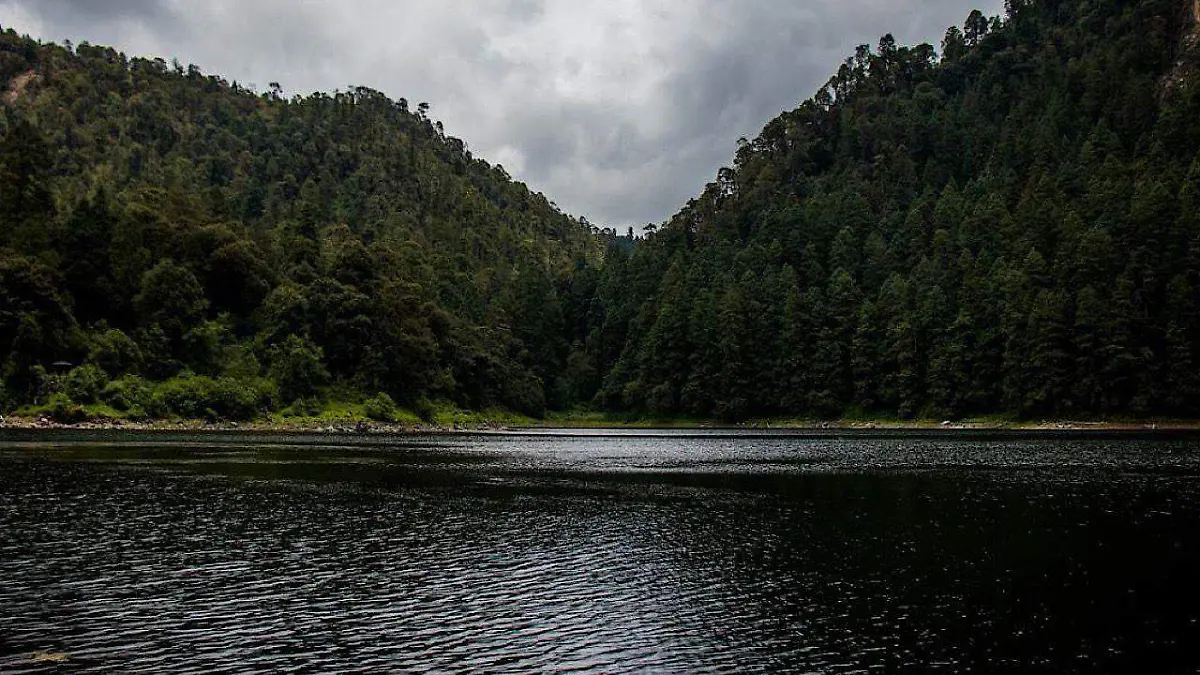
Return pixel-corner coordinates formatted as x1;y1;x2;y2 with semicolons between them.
0;0;1002;228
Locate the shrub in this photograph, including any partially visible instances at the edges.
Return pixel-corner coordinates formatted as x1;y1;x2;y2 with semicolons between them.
125;405;150;421
183;319;232;376
222;345;262;380
32;365;61;404
101;376;153;412
412;396;437;422
284;397;324;418
46;393;87;424
152;376;214;419
364;392;397;422
212;377;276;421
63;365;109;404
143;394;170;419
153;375;276;421
0;380;13;413
502;369;547;419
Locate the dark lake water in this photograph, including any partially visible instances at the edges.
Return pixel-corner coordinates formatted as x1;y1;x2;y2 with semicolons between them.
2;429;1200;673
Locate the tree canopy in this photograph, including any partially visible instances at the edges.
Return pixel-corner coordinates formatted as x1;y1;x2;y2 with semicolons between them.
0;26;625;418
3;0;1200;422
586;0;1200;420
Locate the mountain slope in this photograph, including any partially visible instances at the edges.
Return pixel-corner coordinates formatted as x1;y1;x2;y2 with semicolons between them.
587;0;1200;420
0;27;613;417
4;0;1200;424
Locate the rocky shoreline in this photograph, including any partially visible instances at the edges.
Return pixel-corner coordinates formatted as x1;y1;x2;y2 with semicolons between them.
0;414;1192;435
0;415;509;435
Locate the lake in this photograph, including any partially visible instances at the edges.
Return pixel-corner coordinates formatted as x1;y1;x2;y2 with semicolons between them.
2;429;1199;673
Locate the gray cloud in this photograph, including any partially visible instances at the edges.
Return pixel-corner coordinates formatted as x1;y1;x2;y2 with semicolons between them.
14;0;173;25
0;0;1004;228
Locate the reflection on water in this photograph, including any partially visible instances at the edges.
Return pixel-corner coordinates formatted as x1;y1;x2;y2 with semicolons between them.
1;432;1199;673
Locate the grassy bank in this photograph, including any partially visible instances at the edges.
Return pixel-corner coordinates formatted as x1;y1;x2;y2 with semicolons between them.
538;411;1193;431
8;393;536;432
5;392;1194;433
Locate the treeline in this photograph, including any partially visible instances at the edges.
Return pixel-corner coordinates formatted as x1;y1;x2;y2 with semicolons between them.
0;27;620;420
584;0;1200;420
4;0;1200;423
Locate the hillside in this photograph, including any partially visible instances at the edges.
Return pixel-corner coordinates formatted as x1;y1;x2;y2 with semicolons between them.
0;27;615;420
586;0;1200;420
4;0;1200;425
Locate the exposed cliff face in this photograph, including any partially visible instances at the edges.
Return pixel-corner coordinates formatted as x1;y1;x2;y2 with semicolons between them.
1190;0;1200;51
1161;0;1200;97
1;69;35;104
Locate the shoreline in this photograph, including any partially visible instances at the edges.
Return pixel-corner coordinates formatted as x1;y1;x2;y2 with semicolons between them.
0;414;1195;436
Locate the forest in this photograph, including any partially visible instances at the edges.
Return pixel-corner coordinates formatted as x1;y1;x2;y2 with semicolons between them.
2;0;1200;424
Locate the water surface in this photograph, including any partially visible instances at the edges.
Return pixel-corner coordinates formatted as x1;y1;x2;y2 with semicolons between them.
2;430;1199;673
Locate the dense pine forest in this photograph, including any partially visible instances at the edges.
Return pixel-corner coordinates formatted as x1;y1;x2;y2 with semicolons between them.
0;21;621;421
2;0;1200;423
592;0;1200;421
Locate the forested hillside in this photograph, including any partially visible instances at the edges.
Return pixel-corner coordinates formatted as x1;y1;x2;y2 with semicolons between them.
588;0;1200;420
4;0;1200;424
0;26;614;420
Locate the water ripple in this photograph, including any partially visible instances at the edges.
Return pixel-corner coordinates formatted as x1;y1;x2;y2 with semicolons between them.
2;435;1200;672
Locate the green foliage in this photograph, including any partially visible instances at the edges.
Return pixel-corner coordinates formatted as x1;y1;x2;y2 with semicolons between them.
101;376;154;412
62;365;108;404
0;117;56;253
135;260;208;346
283;397;325;418
29;365;60;405
0;254;79;396
582;1;1200;421
268;334;328;402
45;393;87;424
3;4;1200;423
0;25;613;419
86;327;142;378
221;345;262;380
152;375;276;421
363;392;397;422
412;396;437;422
429;404;536;428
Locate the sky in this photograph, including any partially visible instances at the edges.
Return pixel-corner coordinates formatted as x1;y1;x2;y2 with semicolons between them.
0;0;1003;229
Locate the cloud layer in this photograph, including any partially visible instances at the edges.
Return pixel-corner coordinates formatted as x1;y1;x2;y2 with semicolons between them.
0;0;1003;228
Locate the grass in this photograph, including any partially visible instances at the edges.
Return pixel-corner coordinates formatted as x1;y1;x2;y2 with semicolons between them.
531;411;1149;430
545;411;761;428
430;405;536;428
16;401;131;422
9;396;1194;432
266;399;426;427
